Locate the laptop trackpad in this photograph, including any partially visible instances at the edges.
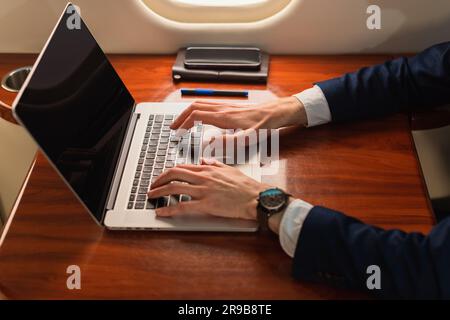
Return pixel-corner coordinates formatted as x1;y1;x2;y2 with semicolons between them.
155;213;258;231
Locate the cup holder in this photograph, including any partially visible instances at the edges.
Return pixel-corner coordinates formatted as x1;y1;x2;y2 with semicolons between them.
1;66;32;93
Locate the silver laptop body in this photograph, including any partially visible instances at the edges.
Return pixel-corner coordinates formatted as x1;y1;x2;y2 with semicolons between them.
12;3;259;232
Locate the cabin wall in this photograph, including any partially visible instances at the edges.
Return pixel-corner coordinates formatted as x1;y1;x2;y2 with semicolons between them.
0;0;449;54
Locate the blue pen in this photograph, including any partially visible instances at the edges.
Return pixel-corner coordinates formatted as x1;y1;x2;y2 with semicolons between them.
181;88;248;97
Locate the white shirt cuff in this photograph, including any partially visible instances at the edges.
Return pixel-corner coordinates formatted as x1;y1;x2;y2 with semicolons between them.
293;85;332;127
279;199;314;258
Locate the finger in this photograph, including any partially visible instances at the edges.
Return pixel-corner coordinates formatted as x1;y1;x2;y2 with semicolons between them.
171;103;223;129
155;200;203;217
193;100;228;106
194;100;255;108
200;157;226;167
171;104;200;129
151;167;204;189
193;100;245;108
148;183;204;199
192;100;226;106
177;110;227;130
175;163;213;171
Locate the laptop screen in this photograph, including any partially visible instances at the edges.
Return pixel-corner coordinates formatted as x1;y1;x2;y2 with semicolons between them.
13;5;135;222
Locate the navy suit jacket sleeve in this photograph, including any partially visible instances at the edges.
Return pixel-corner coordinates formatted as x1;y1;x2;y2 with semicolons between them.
292;42;450;299
316;42;450;122
293;207;450;299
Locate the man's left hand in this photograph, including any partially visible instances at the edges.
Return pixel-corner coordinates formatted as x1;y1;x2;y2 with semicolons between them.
148;158;271;220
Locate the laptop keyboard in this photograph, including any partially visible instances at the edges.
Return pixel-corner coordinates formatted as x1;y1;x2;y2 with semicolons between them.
127;114;203;210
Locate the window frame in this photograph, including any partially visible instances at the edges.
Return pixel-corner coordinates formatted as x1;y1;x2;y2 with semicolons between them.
140;0;293;23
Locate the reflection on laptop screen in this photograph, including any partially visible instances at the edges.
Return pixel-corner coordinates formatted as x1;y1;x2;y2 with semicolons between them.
14;5;135;222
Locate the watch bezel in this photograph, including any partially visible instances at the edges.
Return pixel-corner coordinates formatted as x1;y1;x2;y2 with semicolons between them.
258;188;289;213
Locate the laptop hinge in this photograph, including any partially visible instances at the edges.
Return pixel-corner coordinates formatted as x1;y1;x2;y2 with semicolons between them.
105;111;140;212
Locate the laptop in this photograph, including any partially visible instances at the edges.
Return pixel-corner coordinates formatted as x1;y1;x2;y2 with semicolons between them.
12;3;260;232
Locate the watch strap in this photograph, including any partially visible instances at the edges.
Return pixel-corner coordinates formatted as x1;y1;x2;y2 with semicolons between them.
257;204;270;232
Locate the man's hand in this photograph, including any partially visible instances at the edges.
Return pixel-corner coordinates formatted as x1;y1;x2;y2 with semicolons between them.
170;97;308;131
148;158;271;220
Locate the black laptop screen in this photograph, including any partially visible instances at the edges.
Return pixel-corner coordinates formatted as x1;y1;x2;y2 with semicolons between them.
14;5;135;222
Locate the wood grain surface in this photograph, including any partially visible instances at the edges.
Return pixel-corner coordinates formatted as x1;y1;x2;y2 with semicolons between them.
0;54;433;299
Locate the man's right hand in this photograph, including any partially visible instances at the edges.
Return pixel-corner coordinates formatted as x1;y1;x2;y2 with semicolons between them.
170;97;308;131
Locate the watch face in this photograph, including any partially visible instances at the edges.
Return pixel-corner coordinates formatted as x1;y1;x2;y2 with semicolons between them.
259;188;287;211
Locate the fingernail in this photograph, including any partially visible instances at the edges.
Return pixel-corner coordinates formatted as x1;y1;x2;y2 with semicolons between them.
202;157;216;165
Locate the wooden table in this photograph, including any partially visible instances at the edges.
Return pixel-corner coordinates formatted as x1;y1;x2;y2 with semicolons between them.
0;54;433;299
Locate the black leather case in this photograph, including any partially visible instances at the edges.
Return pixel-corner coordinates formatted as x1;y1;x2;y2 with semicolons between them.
172;49;269;83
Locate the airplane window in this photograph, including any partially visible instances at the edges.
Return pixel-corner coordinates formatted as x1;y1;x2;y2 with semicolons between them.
174;0;268;5
141;0;292;23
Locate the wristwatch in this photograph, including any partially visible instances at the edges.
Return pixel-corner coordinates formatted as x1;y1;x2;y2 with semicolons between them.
257;188;291;232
